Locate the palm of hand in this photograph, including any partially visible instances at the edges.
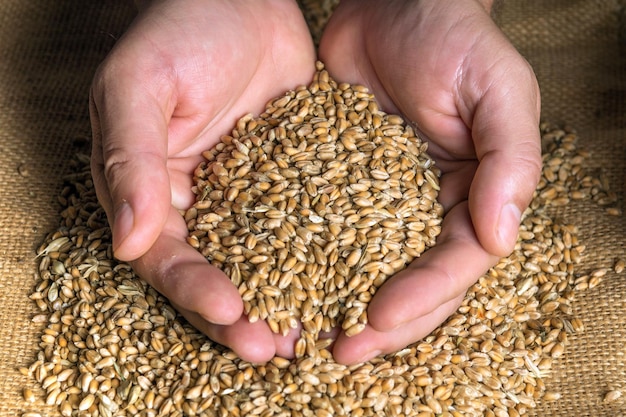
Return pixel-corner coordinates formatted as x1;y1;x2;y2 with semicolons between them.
122;0;318;212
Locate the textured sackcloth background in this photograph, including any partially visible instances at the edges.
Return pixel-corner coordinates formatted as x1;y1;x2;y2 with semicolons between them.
0;1;624;416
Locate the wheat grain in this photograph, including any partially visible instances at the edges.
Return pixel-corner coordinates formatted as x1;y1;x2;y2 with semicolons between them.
23;73;619;417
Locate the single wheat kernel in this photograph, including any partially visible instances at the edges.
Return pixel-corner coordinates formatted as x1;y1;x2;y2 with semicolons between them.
22;388;36;403
603;390;622;403
606;207;622;216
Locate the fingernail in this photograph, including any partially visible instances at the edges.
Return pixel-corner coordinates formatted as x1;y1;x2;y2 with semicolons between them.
113;200;133;251
498;203;521;252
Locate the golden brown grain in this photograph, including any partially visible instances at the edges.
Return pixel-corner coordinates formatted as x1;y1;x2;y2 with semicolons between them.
603;390;622;403
186;62;443;339
22;388;36;403
23;76;619;417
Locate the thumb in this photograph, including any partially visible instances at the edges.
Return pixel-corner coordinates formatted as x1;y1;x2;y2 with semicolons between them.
468;69;542;257
470;143;540;256
90;78;171;262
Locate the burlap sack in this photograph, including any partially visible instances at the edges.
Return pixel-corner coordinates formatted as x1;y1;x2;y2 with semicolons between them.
0;1;623;416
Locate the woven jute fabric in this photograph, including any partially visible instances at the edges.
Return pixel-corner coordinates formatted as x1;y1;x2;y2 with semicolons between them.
0;1;623;416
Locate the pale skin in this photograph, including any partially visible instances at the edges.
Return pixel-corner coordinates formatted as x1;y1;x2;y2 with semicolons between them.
90;0;541;364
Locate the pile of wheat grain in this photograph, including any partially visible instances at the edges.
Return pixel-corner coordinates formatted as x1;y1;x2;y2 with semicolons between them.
21;65;622;417
185;62;442;340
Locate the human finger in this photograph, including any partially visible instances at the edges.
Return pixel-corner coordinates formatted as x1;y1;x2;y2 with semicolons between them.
365;202;498;332
464;63;542;256
333;293;465;365
131;206;243;326
89;66;173;261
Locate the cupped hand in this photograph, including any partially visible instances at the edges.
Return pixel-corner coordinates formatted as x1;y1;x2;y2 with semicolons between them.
89;0;316;362
319;0;542;364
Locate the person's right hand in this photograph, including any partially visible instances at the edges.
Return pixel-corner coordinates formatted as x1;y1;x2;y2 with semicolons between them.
89;0;316;363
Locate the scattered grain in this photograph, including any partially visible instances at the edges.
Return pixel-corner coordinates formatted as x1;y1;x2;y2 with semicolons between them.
22;74;618;417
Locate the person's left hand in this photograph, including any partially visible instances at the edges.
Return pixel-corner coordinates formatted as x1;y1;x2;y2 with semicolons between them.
318;0;542;364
